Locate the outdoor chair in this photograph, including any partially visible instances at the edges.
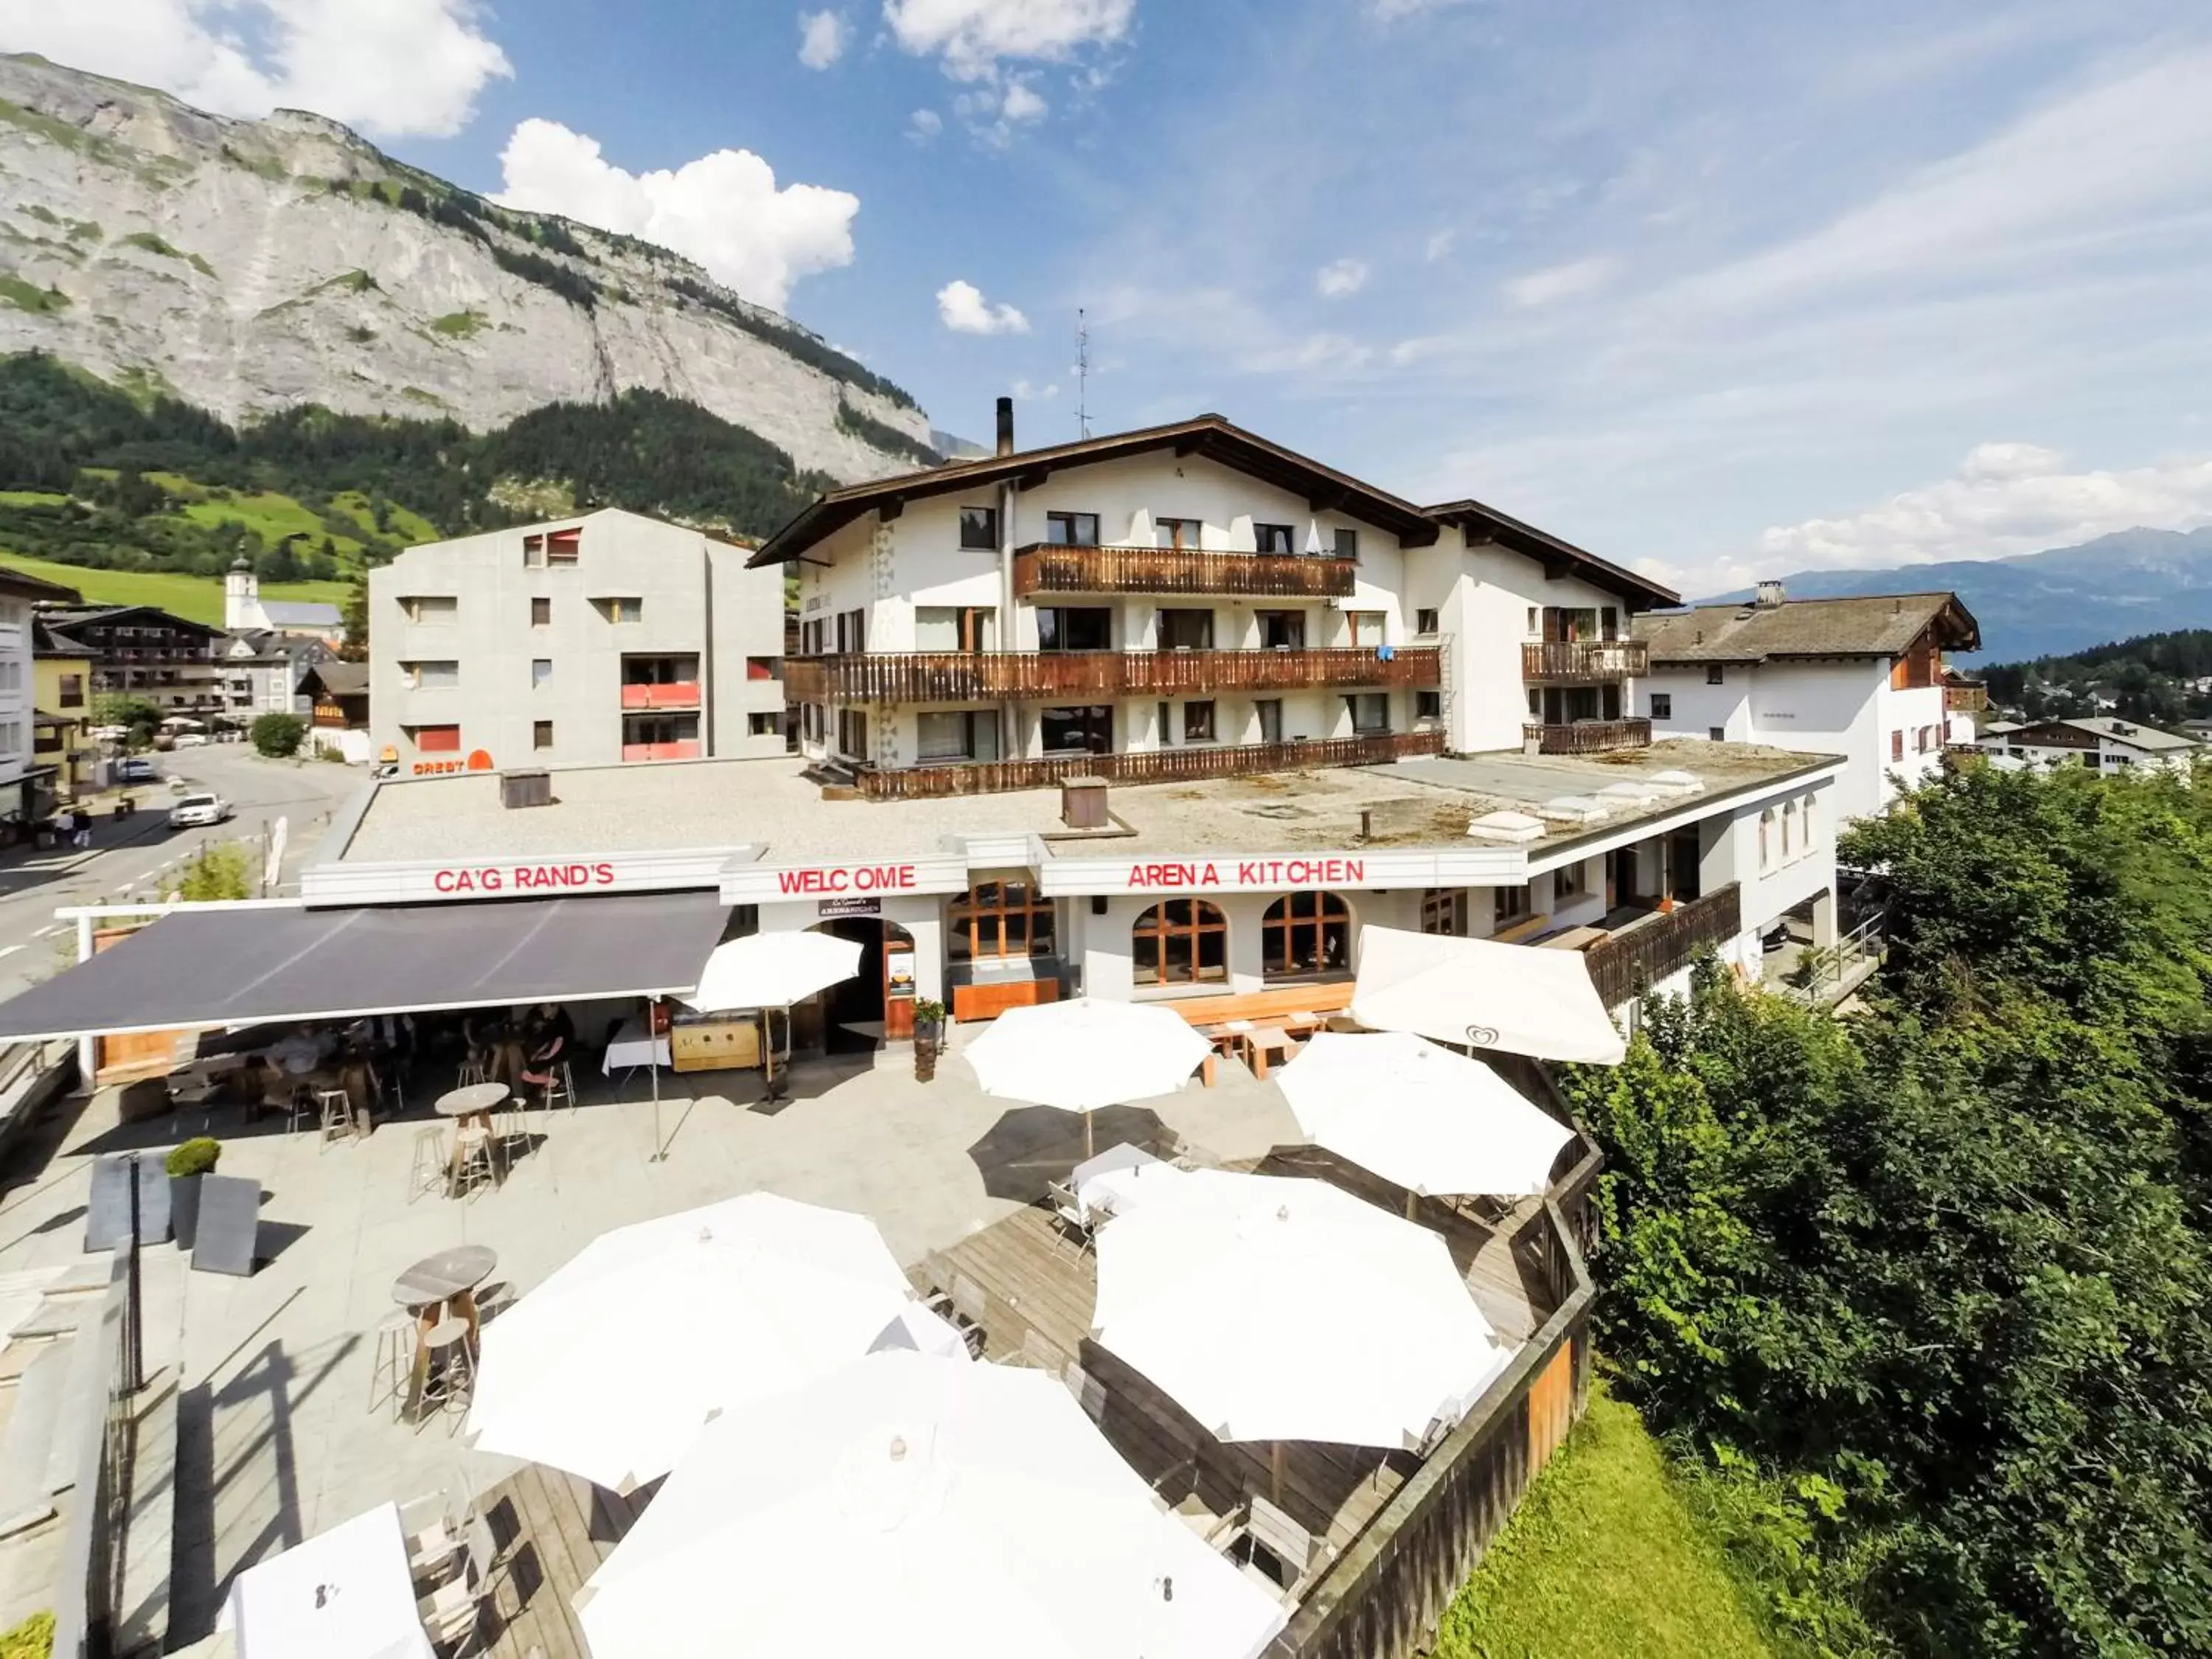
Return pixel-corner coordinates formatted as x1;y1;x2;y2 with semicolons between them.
1045;1180;1093;1253
419;1516;502;1655
400;1491;468;1587
419;1317;476;1433
1240;1492;1314;1597
371;1313;421;1419
455;1053;489;1090
406;1128;449;1204
451;1126;495;1200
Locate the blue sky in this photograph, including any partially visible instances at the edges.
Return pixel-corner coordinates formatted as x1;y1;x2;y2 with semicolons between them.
7;0;2212;593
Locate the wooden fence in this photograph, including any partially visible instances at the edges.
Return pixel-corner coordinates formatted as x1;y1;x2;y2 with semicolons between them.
1519;640;1649;683
1583;883;1742;1007
1013;544;1360;599
855;729;1444;799
786;647;1441;703
1520;718;1652;755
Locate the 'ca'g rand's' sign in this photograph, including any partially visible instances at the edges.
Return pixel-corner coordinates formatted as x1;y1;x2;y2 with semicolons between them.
433;861;617;895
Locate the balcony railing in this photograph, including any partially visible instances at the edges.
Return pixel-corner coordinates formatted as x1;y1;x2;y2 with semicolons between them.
785;647;1441;703
1522;718;1652;755
1012;543;1359;599
621;740;701;763
620;681;702;710
1583;883;1742;1008
853;728;1444;800
1521;640;1648;684
1944;682;1989;712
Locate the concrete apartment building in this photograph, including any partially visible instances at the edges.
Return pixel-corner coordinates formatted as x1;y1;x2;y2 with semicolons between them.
38;604;228;723
0;567;84;829
1632;586;1981;823
369;509;787;773
1978;716;2200;775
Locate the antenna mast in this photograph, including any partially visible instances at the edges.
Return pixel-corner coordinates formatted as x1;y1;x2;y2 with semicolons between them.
1075;308;1092;439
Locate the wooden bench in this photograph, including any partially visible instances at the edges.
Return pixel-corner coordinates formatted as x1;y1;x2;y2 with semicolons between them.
1158;984;1356;1084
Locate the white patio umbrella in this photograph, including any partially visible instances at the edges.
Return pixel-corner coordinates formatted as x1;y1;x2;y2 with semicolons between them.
1351;925;1627;1065
1093;1169;1514;1480
678;928;863;1109
962;996;1211;1157
1275;1031;1576;1206
466;1193;913;1490
576;1351;1287;1659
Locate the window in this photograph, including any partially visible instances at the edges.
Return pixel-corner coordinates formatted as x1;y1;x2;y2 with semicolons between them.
1415;608;1439;635
1419;888;1464;936
801;703;824;743
1256;610;1305;650
837;707;869;757
1759;808;1775;871
1045;510;1100;546
1891;729;1905;762
1254;523;1295;554
533;720;554;751
530;596;552;627
1416;689;1441;721
408;724;461;754
1155;700;1172;742
1708;726;1725;742
1781;801;1798;859
1262;891;1351;979
801;618;827;655
1705;664;1725;686
1495;884;1532;927
599;597;643;624
1038;608;1111;652
1650;692;1672;720
959;506;999;549
834;608;866;653
1155;516;1202;551
1526;606;1540;636
1256;698;1284;742
1556;860;1589;900
915;607;995;651
1133;898;1228;986
58;673;83;709
746;656;780;681
948;879;1055;961
1183;700;1217;742
402;660;459;689
1158;609;1215;650
1345;692;1389;733
917;709;1002;762
1334;526;1360;560
401;595;456;625
1803;793;1816;848
1347;611;1385;648
748;712;782;738
531;659;552;689
1040;704;1113;754
522;532;545;568
546;527;580;563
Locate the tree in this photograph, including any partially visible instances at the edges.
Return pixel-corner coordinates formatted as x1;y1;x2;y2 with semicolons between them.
338;572;369;661
174;843;252;901
88;693;161;744
248;712;305;758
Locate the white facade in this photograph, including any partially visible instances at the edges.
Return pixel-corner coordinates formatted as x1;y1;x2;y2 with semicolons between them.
0;588;35;824
1975;717;2199;776
369;509;787;773
1642;657;1949;822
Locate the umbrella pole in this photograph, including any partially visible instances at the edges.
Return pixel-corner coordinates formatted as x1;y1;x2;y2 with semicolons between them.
1271;1441;1285;1506
1405;1190;1417;1221
647;996;666;1164
1085;1108;1095;1160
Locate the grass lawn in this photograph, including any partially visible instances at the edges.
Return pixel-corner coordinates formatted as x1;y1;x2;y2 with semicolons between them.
172;489;370;560
1433;1384;1780;1659
0;550;349;627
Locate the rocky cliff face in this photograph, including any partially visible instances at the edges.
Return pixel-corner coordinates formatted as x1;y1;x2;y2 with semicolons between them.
0;54;932;482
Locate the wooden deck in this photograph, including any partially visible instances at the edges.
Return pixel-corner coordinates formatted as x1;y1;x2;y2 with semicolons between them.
470;1462;650;1659
913;1148;1556;1610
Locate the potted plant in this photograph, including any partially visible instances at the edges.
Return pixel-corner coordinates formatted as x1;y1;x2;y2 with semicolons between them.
911;998;946;1082
164;1136;221;1250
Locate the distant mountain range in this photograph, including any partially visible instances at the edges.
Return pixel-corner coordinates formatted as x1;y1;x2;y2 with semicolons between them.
1698;526;2212;663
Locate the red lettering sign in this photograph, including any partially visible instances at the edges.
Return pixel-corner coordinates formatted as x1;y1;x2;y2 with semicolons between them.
428;860;622;897
1124;857;1365;891
775;863;919;896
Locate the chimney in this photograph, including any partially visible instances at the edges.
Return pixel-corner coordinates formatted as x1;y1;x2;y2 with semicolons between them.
995;396;1015;457
1060;776;1108;830
1754;580;1786;609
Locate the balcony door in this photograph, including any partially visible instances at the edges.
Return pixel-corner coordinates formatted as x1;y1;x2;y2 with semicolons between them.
1037;608;1112;653
1256;611;1305;650
1157;609;1215;650
1040;705;1113;755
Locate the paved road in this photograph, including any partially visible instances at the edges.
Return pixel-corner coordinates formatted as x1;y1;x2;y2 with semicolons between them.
0;746;366;1001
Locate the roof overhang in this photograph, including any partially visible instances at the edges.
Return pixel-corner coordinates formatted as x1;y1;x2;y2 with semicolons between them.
1425;497;1680;611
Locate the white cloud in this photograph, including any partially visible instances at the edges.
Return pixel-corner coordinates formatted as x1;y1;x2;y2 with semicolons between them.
796;9;850;69
1315;257;1369;299
0;0;510;138
1425;229;1457;262
1367;0;1482;18
1000;77;1048;122
495;119;858;311
936;279;1030;335
1747;444;2212;576
907;108;944;139
882;0;1135;80
1503;254;1618;307
1012;378;1061;401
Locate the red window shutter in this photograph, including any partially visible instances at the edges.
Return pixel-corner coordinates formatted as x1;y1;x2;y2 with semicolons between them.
417;726;461;754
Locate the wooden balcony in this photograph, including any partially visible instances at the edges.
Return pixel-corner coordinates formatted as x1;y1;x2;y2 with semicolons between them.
1944;682;1989;712
785;647;1441;704
1522;718;1652;755
619;681;701;710
1012;543;1359;599
1583;883;1742;1008
854;728;1444;800
1520;640;1648;684
621;740;700;763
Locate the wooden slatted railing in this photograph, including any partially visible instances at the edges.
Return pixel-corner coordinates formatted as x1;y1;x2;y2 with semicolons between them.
1520;718;1652;755
1013;543;1360;598
1583;883;1742;1008
786;647;1441;703
1520;640;1648;683
855;728;1444;799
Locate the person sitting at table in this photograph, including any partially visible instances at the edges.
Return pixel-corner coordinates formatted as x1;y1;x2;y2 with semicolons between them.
519;1031;567;1103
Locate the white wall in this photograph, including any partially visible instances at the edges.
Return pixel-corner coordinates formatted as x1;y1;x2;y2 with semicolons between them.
0;594;30;801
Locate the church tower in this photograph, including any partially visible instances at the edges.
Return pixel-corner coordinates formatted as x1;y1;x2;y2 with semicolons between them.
224;557;262;632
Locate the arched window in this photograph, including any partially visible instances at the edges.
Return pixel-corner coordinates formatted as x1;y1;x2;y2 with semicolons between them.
1758;809;1775;872
1133;899;1228;986
1262;891;1351;980
1781;800;1798;860
948;879;1056;962
1802;793;1816;850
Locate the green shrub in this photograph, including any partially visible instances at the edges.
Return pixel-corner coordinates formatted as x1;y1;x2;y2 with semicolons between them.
175;844;252;902
249;710;305;757
0;1611;54;1658
164;1136;220;1178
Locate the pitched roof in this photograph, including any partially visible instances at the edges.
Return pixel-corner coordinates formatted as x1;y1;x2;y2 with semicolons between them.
257;600;344;628
0;566;83;605
1422;496;1680;609
1632;592;1980;663
301;661;369;698
748;413;1443;566
35;603;224;638
2044;717;2197;753
31;616;91;658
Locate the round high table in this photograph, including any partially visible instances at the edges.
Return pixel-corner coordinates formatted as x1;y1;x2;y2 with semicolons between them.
392;1244;498;1420
435;1081;510;1189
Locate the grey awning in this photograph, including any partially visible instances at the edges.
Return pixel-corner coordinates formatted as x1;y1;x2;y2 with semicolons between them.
0;892;731;1043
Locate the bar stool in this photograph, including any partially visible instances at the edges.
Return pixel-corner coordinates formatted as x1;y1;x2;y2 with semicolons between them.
419;1317;476;1430
406;1127;449;1203
456;1053;489;1089
540;1059;577;1113
452;1124;496;1200
283;1084;316;1135
316;1088;354;1152
369;1312;419;1419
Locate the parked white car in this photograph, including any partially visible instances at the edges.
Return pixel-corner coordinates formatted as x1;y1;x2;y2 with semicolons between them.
167;793;233;830
172;732;209;748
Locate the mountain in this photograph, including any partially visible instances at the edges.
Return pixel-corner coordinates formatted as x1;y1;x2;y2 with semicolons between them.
1698;526;2212;661
0;53;935;481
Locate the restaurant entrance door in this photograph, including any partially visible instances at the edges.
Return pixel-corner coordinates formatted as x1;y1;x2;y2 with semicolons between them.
812;917;918;1048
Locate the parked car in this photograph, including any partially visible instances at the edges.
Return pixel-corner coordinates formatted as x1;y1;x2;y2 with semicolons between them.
117;757;159;785
173;732;209;748
167;793;232;830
